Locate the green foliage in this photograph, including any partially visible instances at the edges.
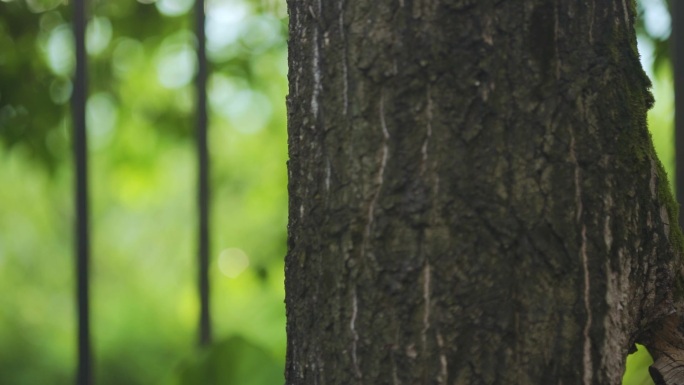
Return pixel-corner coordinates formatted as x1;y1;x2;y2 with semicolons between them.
169;336;282;385
0;0;287;383
623;344;656;385
635;0;671;74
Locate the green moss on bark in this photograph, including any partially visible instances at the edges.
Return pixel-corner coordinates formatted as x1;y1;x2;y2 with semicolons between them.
655;159;684;253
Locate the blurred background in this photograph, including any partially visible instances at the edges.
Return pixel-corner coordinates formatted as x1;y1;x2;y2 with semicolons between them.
0;0;286;383
0;0;674;384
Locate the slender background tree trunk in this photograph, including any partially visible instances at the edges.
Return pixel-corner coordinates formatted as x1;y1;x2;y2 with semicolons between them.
285;1;682;384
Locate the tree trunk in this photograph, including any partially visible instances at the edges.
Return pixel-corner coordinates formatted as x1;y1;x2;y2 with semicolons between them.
285;1;683;384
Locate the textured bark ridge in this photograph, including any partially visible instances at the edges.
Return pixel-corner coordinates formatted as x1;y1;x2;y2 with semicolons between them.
647;315;684;385
286;1;684;384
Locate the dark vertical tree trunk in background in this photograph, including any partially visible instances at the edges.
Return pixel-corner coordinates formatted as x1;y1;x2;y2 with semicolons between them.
286;1;683;384
195;0;212;348
674;0;684;228
72;0;92;383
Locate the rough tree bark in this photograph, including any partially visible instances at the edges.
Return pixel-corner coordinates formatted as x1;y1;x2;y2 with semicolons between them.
285;1;684;384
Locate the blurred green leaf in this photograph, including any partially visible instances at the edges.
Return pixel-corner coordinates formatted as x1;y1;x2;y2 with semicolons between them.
623;344;655;385
171;336;283;385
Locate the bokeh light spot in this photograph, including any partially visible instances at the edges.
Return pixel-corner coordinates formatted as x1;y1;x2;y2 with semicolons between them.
49;78;72;105
206;0;249;60
218;248;249;278
86;92;118;148
156;0;193;17
209;74;271;133
45;24;74;76
112;38;144;78
642;0;671;40
227;90;272;134
155;32;197;89
86;17;112;56
26;0;63;13
239;14;282;53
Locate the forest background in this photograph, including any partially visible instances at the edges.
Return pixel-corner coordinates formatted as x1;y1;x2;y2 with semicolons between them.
0;0;673;384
